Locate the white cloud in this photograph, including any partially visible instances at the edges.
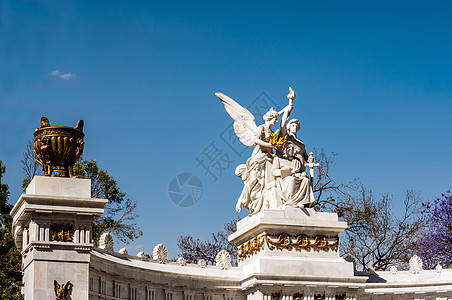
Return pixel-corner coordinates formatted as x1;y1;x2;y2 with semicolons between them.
50;70;76;80
59;72;76;80
133;244;144;249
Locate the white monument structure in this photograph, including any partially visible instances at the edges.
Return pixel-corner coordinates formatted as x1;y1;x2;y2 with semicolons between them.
10;91;452;299
216;88;316;214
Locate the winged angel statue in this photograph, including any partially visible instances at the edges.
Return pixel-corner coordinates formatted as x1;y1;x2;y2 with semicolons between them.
216;88;315;216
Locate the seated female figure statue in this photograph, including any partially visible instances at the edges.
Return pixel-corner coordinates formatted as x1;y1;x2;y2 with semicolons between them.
285;119;309;163
272;141;315;208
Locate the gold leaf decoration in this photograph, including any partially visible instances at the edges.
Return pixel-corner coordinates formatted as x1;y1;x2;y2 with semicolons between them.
50;224;74;242
237;233;339;262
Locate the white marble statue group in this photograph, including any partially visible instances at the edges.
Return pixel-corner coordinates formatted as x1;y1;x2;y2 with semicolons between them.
216;87;316;216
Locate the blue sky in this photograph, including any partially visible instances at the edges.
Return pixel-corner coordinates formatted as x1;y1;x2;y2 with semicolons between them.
1;0;451;256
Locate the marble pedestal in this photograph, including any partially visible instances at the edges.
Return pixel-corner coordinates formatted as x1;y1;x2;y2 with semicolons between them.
229;207;364;299
10;176;107;300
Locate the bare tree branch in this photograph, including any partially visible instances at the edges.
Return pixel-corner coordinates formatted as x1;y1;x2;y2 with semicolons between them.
21;140;42;191
340;188;427;270
311;149;358;213
177;218;239;265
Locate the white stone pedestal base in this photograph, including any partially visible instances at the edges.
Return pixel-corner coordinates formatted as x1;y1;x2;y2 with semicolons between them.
229;207;362;298
10;176;107;300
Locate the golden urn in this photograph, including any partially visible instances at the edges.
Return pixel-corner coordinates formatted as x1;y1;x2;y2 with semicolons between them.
34;117;85;177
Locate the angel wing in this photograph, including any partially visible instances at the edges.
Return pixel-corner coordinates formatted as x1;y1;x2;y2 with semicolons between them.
215;92;259;147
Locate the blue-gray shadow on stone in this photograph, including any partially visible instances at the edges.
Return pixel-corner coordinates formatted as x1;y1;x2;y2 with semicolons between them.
168;173;203;207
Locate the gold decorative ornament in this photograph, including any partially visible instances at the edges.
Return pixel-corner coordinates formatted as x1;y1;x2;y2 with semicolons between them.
335;294;346;300
237;235;265;261
272;293;281;300
269;129;287;149
54;280;73;300
237;233;339;261
51;224;74;242
314;295;325;300
293;293;303;300
34;116;84;178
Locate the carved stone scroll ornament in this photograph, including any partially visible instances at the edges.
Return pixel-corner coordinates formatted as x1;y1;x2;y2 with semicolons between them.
34;116;85;178
409;255;423;274
215;249;232;270
389;265;397;275
197;259;207;268
137;251;148;260
177;257;187;266
118;248;128;256
237;233;339;261
98;232;114;253
54;280;73;300
153;243;168;264
436;263;443;273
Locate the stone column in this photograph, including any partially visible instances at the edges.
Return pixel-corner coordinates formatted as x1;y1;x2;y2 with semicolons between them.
10;176;107;300
22;228;28;251
247;290;265;300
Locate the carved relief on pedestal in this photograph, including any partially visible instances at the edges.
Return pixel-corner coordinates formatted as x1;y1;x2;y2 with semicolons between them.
237;232;339;261
50;224;74;242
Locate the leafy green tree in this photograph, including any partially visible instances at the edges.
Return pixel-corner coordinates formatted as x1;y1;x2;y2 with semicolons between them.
73;159;142;244
0;160;23;299
21;142;143;245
